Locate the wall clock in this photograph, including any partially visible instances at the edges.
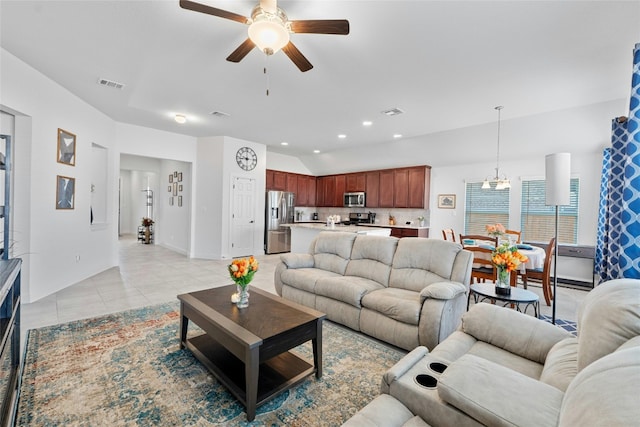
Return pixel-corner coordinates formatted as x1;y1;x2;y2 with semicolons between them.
236;146;257;171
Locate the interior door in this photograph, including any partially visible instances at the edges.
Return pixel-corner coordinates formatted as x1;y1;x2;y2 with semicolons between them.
231;176;256;257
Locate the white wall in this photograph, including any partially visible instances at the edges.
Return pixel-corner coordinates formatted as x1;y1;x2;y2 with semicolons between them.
266;151;313;175
1;48;117;302
193;136;267;259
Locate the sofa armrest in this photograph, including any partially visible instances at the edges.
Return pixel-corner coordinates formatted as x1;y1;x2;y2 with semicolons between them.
461;303;572;364
381;346;429;394
438;354;564;427
419;282;467;303
280;253;315;269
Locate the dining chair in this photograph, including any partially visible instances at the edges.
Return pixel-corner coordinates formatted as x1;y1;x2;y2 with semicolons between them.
520;237;556;306
460;235;498;284
504;229;522;244
442;228;456;242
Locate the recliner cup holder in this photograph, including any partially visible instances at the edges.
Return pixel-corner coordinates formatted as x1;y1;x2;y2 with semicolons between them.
429;362;448;374
414;374;438;389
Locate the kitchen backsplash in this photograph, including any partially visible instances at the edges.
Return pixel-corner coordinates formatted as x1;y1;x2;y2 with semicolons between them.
293;207;430;227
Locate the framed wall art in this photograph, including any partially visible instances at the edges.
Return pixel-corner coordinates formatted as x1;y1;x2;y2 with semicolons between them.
57;128;76;166
56;175;75;209
178;184;183;192
178;172;182;182
169;196;174;206
437;194;456;209
178;196;183;207
169;174;173;183
173;182;178;196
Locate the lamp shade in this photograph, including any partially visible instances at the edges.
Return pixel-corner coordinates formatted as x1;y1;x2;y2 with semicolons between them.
545;153;571;206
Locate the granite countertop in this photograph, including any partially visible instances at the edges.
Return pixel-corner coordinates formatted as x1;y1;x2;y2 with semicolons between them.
285;223;384;233
359;223;430;230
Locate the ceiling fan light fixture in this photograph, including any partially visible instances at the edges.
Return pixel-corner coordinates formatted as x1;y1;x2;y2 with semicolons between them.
248;7;290;55
174;114;187;124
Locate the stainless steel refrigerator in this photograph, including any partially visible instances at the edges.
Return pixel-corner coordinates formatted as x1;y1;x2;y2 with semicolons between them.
265;191;295;254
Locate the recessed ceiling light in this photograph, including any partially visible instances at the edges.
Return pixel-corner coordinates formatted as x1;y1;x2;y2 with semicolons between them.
280;142;289;146
313;150;320;154
393;134;403;139
362;121;372;126
338;134;347;139
174;114;187;124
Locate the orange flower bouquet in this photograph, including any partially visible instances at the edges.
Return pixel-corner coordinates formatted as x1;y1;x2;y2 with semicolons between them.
491;243;528;294
485;223;506;238
228;256;259;289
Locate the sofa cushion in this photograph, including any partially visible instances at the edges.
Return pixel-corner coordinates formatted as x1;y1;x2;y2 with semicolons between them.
438;354;564;427
279;268;342;293
539;337;578;392
461;303;571;364
420;282;467;301
280;252;315;269
575;278;640;371
312;231;357;275
390;239;465;292
559;344;640;427
315;276;384;308
361;288;421;325
341;394;429;427
345;235;398;287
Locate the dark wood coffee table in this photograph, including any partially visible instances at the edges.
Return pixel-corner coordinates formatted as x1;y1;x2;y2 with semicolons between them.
178;285;325;421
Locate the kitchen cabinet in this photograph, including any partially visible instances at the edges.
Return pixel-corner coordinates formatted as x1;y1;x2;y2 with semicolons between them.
296;175;308;206
408;166;428;208
393;169;409;207
316;176;336;207
379;169;395;208
334;174;346;207
345;173;365;192
365;172;380;207
266;169;274;190
389;227;429;238
286;173;298;193
305;176;316;207
273;171;287;191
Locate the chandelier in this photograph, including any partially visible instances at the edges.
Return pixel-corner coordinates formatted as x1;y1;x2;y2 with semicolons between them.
482;106;511;190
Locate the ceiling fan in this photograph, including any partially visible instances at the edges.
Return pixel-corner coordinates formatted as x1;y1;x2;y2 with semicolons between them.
179;0;350;72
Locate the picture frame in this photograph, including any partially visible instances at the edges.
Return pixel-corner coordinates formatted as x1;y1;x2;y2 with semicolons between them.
437;194;456;209
57;128;76;166
169;196;174;206
178;196;183;207
173;182;178;196
174;171;178;178
56;175;75;209
168;185;172;192
178;172;182;182
169;174;173;183
178;184;183;192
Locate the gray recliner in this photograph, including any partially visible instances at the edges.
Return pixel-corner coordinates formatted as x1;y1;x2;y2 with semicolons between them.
343;278;640;427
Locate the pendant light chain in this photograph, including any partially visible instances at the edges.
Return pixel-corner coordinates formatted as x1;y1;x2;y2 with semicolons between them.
495;105;503;179
264;55;270;96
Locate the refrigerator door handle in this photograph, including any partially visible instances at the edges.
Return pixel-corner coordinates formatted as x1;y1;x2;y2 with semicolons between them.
271;207;279;218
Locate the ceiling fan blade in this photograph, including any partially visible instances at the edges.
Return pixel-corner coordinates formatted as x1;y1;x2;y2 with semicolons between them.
179;0;249;24
226;38;256;62
282;42;313;72
289;19;350;35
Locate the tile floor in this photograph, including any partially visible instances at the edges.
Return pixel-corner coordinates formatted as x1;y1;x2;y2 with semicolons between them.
21;236;590;339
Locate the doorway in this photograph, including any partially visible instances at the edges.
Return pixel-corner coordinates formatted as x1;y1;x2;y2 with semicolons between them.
230;176;256;257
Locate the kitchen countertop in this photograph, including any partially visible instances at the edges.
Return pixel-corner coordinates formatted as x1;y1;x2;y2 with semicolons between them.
284;223;390;233
359;223;430;230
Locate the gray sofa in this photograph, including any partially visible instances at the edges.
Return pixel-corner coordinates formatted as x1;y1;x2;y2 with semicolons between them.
274;231;474;351
343;278;640;427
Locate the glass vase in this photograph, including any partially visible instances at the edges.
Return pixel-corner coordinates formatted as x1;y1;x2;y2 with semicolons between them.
236;284;250;309
495;267;511;295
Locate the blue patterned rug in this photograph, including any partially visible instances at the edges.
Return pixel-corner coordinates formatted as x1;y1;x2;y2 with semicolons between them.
540;314;578;335
17;303;406;426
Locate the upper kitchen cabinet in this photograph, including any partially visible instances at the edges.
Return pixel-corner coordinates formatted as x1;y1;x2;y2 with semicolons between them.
286;173;298;193
334;175;346;207
365;172;380;207
266;169;287;191
393;168;409;207
379;169;395;208
316;175;336;207
296;175;317;207
345;173;366;192
408;166;429;208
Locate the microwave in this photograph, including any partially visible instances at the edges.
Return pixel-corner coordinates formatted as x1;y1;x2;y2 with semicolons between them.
344;192;366;207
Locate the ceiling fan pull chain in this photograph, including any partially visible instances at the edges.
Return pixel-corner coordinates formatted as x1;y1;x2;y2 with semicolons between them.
264;56;270;96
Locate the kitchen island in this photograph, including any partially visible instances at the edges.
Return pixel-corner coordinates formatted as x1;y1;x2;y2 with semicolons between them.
284;223;392;253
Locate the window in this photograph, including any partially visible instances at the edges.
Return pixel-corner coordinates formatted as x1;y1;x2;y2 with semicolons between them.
520;178;579;244
464;182;510;235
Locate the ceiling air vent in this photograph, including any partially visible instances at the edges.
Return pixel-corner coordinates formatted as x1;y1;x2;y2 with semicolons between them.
381;108;404;116
97;78;125;89
210;111;231;118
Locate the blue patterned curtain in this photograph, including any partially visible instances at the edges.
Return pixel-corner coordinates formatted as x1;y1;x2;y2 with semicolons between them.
596;43;640;282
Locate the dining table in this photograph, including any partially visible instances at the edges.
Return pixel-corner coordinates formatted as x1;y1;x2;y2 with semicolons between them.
465;241;546;285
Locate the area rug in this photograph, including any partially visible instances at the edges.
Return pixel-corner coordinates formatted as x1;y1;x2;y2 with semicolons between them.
540;314;578;335
17;303;406;426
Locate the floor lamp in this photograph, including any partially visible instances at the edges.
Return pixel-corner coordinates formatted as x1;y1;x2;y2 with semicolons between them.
545;153;571;324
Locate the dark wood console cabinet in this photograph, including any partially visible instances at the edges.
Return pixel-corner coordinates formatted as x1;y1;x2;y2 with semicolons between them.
0;258;21;426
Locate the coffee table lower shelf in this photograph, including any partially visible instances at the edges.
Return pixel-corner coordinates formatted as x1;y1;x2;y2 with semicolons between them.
185;333;315;409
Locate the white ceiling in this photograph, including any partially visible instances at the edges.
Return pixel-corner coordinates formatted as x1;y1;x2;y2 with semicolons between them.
1;0;639;158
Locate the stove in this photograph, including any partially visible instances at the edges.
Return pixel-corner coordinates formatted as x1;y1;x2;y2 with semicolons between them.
343;212;375;225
